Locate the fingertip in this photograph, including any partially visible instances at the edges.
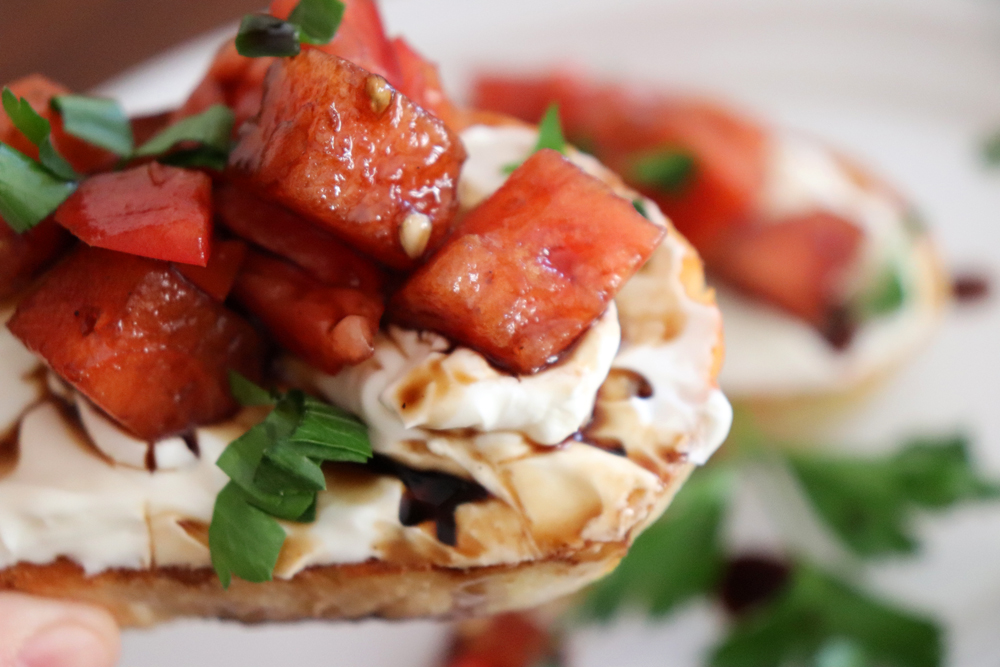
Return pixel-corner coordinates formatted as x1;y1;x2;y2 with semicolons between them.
0;593;120;667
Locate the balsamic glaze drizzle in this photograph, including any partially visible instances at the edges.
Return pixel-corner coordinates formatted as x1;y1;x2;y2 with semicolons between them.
364;454;489;546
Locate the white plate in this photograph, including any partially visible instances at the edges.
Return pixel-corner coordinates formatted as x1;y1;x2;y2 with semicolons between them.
99;1;1000;664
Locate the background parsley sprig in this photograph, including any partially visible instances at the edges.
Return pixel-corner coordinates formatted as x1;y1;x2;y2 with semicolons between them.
577;413;998;667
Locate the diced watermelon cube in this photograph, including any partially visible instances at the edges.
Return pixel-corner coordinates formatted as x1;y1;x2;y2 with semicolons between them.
7;247;264;441
390;149;665;374
214;182;385;295
54;163;213;266
173;239;248;302
228;49;465;269
232;250;384;374
0;218;73;300
705;211;864;331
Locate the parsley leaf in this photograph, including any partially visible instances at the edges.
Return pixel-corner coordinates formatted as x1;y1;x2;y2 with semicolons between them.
982;129;1000;166
2;87;79;181
853;262;906;320
710;562;941;667
209;482;287;588
579;466;732;621
236;14;302;58
629;148;696;193
788;435;1000;557
504;103;567;174
632;199;650;219
134;104;234;163
236;0;346;57
209;373;373;586
0;144;77;232
534;103;567;154
288;0;346;45
228;369;275;406
51;94;134;157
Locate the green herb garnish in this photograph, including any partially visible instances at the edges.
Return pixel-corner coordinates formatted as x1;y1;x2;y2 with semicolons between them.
209;372;372;587
789;434;1000;557
628;148;696;193
0;144;77;233
133;104;234;168
0;87;81;229
51;94;134;157
711;563;941;667
853;262;907;320
632;199;650;219
580;466;731;620
534;103;567;154
235;15;303;58
235;0;346;58
2;87;80;181
504;103;567;174
288;0;347;45
982;129;1000;166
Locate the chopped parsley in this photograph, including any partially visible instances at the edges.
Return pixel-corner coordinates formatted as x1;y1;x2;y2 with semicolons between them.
504;103;567;174
209;372;372;587
632;198;650;219
235;0;346;58
51;94;134;157
0;144;77;233
133;104;234;169
852;262;907;321
628;148;696;193
2;87;79;181
533;103;567;154
982;129;1000;166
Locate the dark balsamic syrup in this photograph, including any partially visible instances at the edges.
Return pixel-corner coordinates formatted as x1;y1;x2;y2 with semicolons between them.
365;454;488;546
718;554;792;616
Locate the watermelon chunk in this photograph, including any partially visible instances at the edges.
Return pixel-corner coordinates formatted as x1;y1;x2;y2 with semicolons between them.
390;149;665;374
7;246;264;441
232;250;384;374
171;40;273;131
54;163;213;266
0;218;73;300
228;49;465;269
173;239;248;301
214;182;385;295
706;211;864;331
391;37;456;127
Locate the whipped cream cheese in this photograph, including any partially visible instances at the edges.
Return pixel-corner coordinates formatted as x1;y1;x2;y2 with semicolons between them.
74;390;198;471
378;304;619;445
0;124;730;579
719;133;943;397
